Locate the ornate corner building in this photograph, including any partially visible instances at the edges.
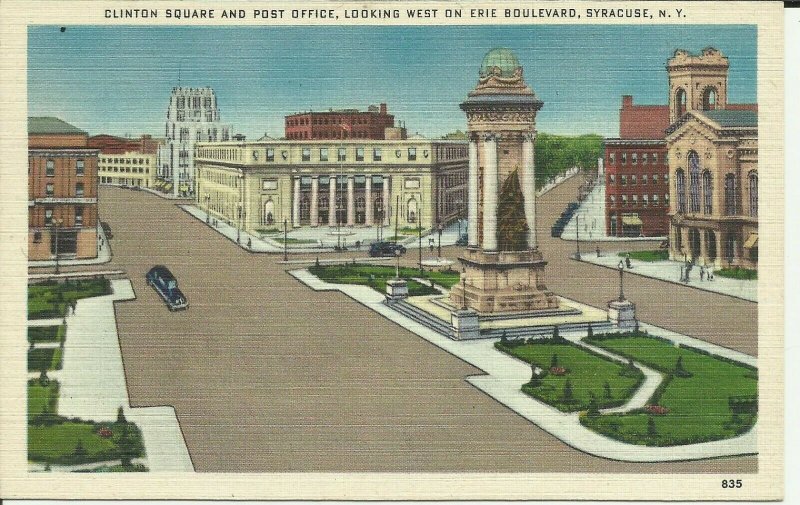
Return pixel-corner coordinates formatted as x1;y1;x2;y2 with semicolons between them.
449;48;559;314
665;48;758;269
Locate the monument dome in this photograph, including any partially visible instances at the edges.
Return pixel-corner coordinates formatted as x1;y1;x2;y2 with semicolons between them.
479;48;521;78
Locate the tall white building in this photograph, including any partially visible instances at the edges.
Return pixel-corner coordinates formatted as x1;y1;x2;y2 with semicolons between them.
157;87;232;197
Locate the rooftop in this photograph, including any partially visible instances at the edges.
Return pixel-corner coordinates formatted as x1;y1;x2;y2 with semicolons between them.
703;109;758;128
28;117;86;135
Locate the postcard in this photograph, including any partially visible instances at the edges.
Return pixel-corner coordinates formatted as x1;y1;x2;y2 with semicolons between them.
0;0;785;500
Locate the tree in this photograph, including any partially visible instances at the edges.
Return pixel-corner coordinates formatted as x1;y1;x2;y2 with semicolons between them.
647;416;657;437
674;355;691;377
116;406;127;424
587;393;600;417
550;354;559;368
529;364;542;386
117;425;137;468
562;379;574;402
500;331;509;347
496;169;529;251
38;369;49;386
587;324;593;339
603;381;612;399
73;439;87;460
552;325;560;341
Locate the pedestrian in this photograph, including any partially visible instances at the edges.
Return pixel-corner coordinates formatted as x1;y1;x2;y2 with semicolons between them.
708;266;714;281
625;256;632;269
700;266;705;281
247;238;252;249
596;246;601;258
69;300;76;316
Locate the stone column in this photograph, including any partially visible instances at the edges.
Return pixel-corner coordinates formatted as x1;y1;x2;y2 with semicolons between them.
292;176;301;228
699;228;708;265
347;176;355;226
522;133;537;249
310;176;319;227
328;176;336;227
365;176;373;226
482;134;498;251
468;138;479;248
382;176;390;225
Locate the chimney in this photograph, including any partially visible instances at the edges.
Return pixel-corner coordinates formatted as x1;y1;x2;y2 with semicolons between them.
380;103;387;115
622;95;633;109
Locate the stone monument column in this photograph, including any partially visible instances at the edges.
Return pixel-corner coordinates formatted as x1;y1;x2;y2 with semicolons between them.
382;176;390;225
310;176;319;227
482;134;499;251
346;176;355;226
468;137;479;248
522;133;537;249
292;176;301;228
365;176;373;226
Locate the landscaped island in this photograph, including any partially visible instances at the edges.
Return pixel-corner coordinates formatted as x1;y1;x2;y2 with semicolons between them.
308;263;461;296
580;331;757;446
495;334;644;412
28;278;111;319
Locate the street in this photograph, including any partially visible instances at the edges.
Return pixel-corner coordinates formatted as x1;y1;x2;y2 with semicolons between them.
29;183;757;472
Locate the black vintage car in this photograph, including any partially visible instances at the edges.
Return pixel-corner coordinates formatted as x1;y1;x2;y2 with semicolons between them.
368;241;407;257
146;265;188;311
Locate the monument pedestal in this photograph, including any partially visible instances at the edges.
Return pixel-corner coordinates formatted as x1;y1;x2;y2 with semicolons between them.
608;298;636;330
449;248;559;314
450;308;481;340
385;278;408;303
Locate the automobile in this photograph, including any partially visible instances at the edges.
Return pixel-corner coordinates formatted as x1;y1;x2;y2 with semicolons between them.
455;234;469;246
100;222;113;239
369;241;407;257
145;265;188;311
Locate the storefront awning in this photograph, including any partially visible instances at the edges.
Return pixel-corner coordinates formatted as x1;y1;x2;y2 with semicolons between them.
622;215;643;226
744;233;758;249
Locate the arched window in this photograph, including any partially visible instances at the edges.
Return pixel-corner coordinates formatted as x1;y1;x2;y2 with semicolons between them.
407;198;418;223
702;87;718;111
675;169;686;213
724;173;737;215
609;213;617;236
264;200;274;225
299;196;310;222
676;88;687;117
703;170;713;214
749;171;758;217
688;151;701;213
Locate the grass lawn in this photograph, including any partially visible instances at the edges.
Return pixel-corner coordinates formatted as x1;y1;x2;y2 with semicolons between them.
28;348;63;372
308;264;460;296
581;332;757;446
28;380;59;417
28;420;145;465
74;463;148;472
496;340;644;412
27;325;66;345
716;267;758;280
618;250;669;262
274;237;319;244
28;278;111;319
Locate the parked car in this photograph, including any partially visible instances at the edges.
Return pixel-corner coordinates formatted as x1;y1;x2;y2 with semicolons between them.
101;222;113;239
145;265;188;311
369;241;407;257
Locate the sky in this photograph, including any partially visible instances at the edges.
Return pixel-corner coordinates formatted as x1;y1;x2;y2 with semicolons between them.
28;24;757;139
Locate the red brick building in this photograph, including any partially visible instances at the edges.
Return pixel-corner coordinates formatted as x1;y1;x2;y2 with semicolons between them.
87;134;160;155
604;96;671;237
285;103;396;140
29;117;100;261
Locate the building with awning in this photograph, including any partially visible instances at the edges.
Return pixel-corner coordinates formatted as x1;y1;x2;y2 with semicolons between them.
621;213;643;237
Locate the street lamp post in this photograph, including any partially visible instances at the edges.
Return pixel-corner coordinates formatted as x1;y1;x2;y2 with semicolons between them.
237;203;242;244
437;222;443;258
283;218;289;262
418;220;423;276
617;260;625;301
205;194;210;224
575;213;581;260
51;217;63;275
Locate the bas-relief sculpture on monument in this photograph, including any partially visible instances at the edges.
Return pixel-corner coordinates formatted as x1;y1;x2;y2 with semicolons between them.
449;48;559;314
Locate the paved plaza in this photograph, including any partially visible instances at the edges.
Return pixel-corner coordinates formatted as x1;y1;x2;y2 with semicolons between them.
26;184;757;472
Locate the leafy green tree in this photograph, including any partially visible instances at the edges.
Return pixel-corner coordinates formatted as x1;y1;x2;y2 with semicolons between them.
603;381;612;399
587;393;600;417
552;326;560;341
550;354;559;368
73;439;87;460
647;417;657;437
496;169;529;251
562;379;574;402
116;406;126;424
587;324;593;339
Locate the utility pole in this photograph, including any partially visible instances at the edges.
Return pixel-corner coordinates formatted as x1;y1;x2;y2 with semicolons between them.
283;218;288;262
575;213;581;260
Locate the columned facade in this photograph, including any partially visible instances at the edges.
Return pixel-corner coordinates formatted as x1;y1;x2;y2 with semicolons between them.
449;48;559;314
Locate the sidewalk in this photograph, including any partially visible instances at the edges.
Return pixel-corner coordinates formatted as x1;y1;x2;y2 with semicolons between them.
53;279;194;472
290;268;757;462
561;182;666;243
28;226;113;267
579;253;757;302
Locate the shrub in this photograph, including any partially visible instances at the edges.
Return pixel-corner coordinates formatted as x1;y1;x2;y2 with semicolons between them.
550;354;559;368
647;417;657;436
587;393;600;417
603;381;612;399
674;355;693;378
562;379;574;402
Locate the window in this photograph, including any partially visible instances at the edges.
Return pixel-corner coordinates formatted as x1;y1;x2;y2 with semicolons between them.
373;148;382;161
631;175;637;185
33;231;42;243
688;151;701;213
408;148;417;161
653;153;659;164
621;152;627;165
676;169;686;213
632;194;638;205
266;148;275;162
338;148;346;162
76;183;84;197
642;153;648;165
302;148;311;162
749;171;758;217
45;183;54;196
665;193;670;204
76;159;84;176
75;207;83;226
643;194;649;206
356;147;365;162
642;174;648;185
46;160;55;177
724;173;737;215
609;153;616;165
632;153;638;165
609;195;616;206
703;171;713;214
653;194;659;204
621;175;627;185
609;174;615;184
45;208;53;225
621;195;628;206
319;148;329;162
